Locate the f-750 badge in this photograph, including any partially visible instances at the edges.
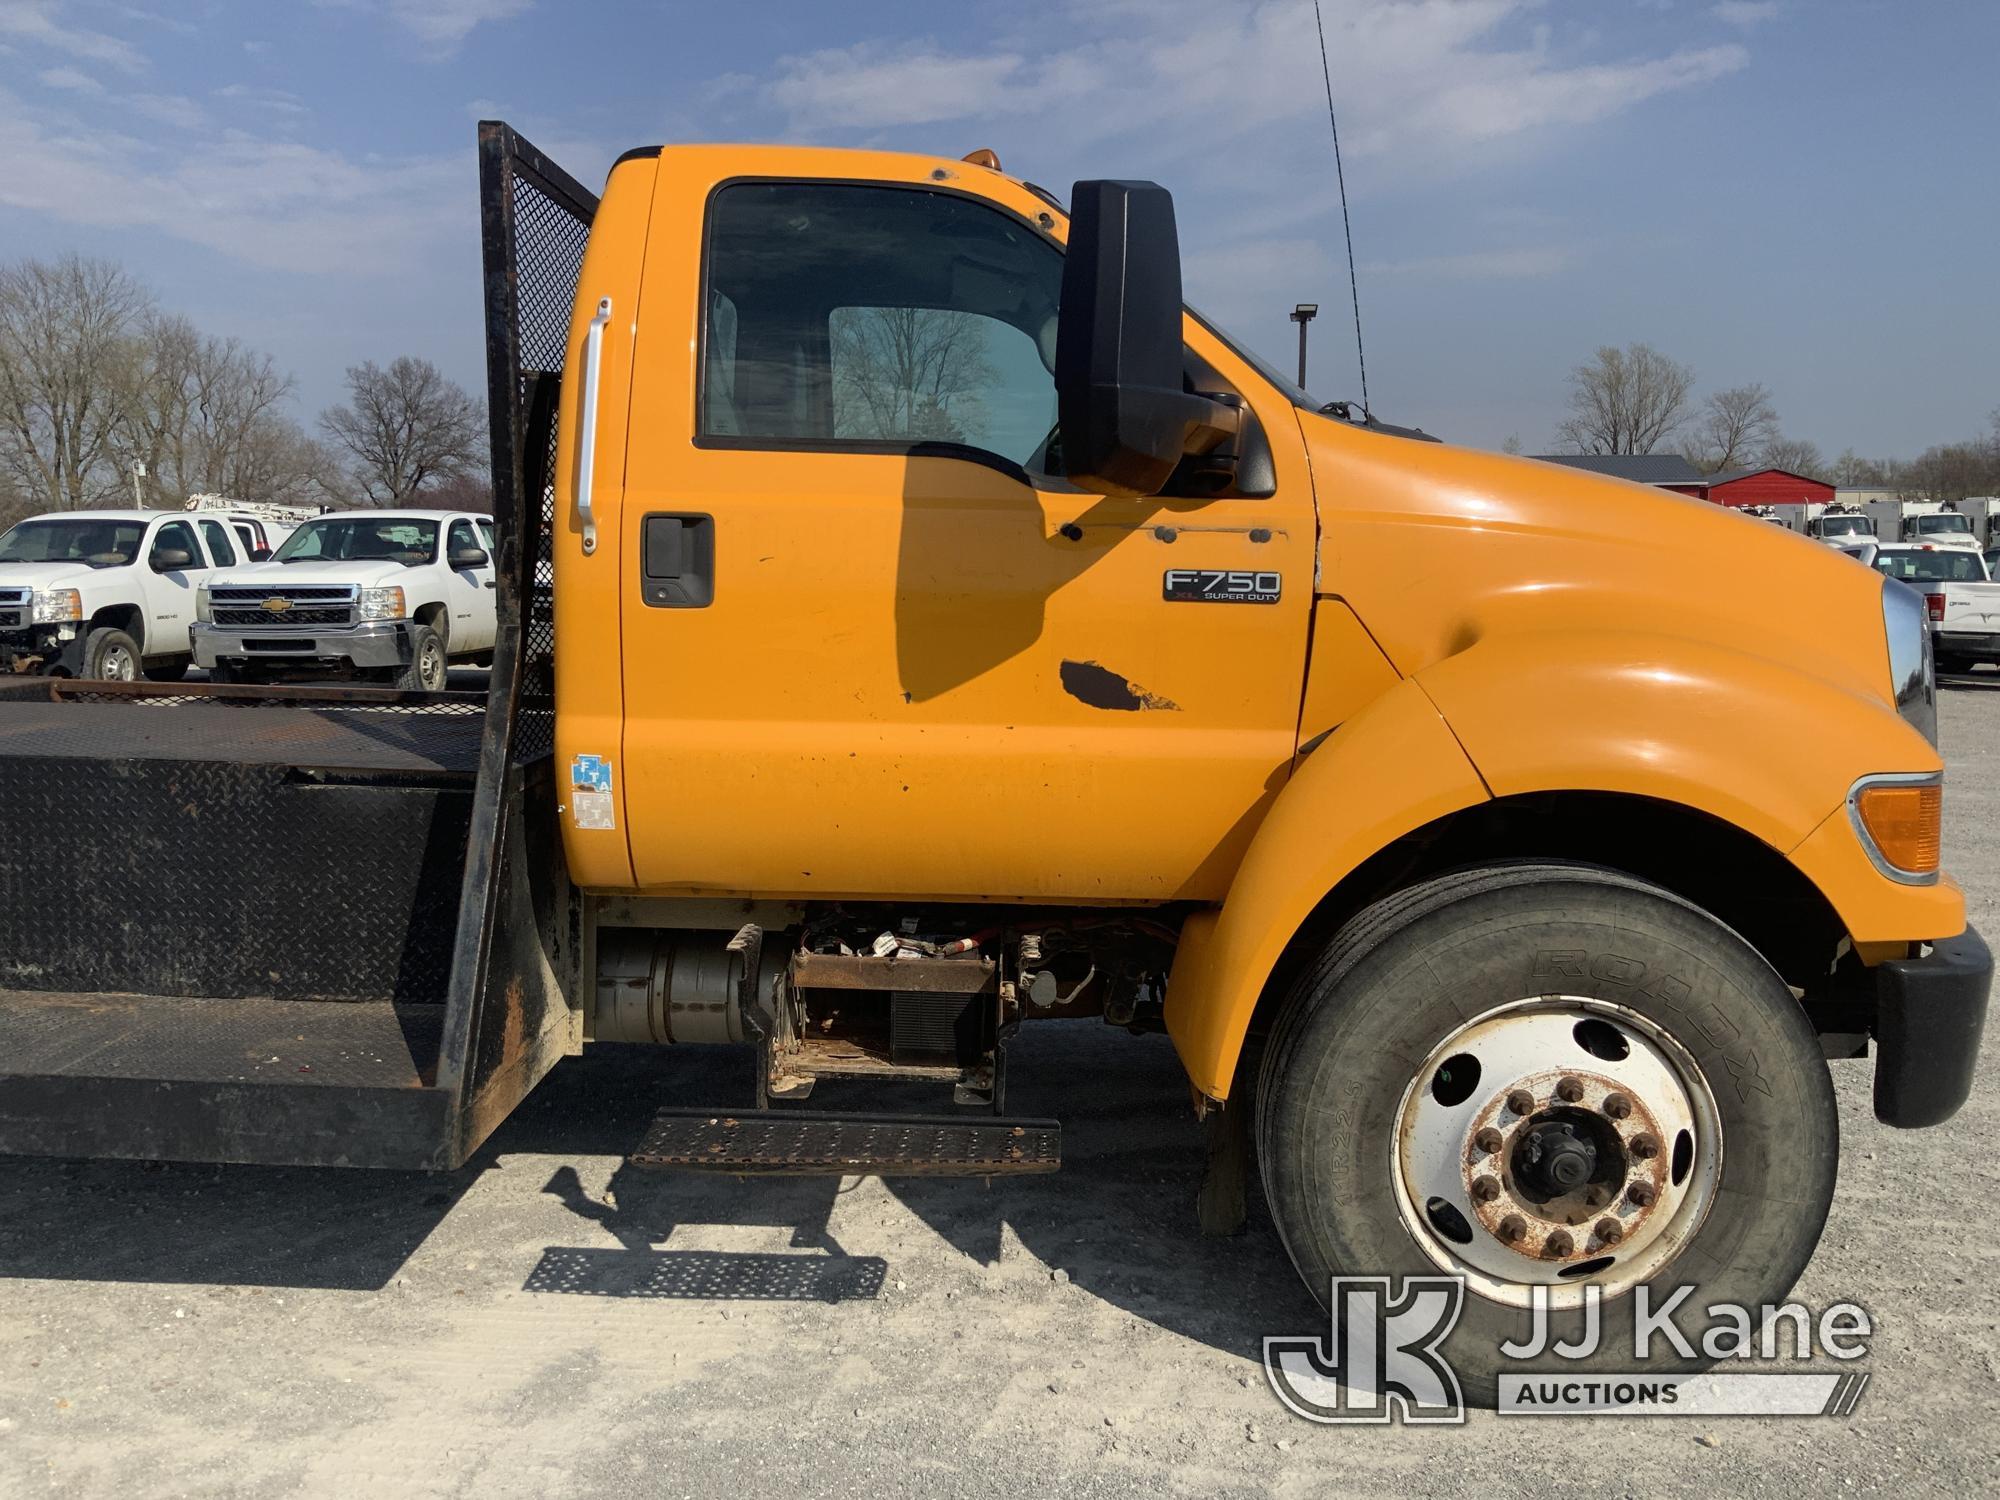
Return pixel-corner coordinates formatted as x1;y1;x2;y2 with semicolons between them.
1163;569;1282;604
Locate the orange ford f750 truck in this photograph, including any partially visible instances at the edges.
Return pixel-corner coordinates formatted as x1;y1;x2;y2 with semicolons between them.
0;124;1985;1396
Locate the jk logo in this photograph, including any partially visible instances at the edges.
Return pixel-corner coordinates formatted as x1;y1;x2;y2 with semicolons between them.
1263;1276;1467;1424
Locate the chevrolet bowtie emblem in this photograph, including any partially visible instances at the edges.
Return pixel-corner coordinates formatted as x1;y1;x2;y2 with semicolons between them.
261;598;292;614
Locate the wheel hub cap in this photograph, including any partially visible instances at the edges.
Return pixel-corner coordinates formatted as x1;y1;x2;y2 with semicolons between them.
1394;999;1723;1307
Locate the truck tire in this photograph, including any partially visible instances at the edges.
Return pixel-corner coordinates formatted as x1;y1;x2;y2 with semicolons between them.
80;627;141;683
395;625;448;692
1255;862;1836;1408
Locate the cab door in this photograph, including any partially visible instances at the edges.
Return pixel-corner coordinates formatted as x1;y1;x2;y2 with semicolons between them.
141;518;206;655
444;516;498;652
607;162;1315;903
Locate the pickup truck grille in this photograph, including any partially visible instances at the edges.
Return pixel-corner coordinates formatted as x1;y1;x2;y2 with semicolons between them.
212;606;351;627
0;588;27;630
207;586;355;630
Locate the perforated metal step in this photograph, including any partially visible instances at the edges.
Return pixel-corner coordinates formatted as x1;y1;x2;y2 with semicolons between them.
630;1109;1062;1176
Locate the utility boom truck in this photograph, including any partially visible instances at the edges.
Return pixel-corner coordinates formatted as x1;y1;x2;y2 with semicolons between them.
0;125;1986;1401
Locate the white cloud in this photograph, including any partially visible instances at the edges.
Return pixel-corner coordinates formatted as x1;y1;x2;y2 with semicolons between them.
0;0;146;73
129;93;205;130
1712;1;1781;26
0;85;462;276
217;83;309;117
36;63;101;93
313;0;534;52
387;0;534;47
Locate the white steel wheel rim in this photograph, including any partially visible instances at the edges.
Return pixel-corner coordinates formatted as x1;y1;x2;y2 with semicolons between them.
1390;996;1723;1310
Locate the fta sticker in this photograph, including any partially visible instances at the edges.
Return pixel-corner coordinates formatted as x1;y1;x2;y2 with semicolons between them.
570;754;615;830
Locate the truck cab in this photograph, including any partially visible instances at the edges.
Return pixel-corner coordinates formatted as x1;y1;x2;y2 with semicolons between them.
0;507;244;680
191;509;498;689
1901;508;1981;550
1808;507;1877;543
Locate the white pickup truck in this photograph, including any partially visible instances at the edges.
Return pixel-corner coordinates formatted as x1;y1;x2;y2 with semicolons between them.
1869;542;2000;671
0;508;254;680
191;509;497;690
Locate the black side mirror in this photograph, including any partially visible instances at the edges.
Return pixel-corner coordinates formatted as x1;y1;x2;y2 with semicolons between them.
151;547;193;572
450;546;490;570
1055;180;1240;498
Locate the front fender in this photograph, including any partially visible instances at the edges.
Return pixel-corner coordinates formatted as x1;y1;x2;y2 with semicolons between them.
1164;630;1964;1102
1421;630;1963;946
1163;677;1487;1099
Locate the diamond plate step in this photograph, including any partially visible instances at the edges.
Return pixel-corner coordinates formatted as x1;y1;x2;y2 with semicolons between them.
630;1109;1062;1177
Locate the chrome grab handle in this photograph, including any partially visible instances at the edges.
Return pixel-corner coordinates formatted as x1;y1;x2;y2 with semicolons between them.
576;295;613;556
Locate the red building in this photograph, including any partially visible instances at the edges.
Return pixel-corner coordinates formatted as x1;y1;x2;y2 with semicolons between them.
1705;467;1834;509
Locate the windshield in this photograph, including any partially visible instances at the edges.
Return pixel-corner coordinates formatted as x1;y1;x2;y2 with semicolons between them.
0;518;145;568
1873;550;1988;583
273;516;439;566
1819;515;1873;536
1913;513;1972;534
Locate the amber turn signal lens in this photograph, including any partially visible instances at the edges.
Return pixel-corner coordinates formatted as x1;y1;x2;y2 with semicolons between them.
1854;781;1941;877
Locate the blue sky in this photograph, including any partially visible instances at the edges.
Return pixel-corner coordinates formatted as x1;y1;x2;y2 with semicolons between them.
3;0;1995;458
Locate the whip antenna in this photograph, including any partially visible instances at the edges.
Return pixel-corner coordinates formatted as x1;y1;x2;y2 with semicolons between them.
1313;0;1370;417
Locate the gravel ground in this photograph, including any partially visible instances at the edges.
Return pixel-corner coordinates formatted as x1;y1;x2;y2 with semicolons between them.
3;683;1997;1498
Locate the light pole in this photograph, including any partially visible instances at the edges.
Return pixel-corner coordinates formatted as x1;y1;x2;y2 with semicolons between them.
1290;303;1318;391
131;459;147;509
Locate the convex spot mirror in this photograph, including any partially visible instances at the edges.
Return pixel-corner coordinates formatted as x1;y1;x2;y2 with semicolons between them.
1054;179;1242;498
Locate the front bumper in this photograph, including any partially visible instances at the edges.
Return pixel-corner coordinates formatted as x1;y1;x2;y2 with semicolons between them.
191;620;414;671
1873;924;1991;1127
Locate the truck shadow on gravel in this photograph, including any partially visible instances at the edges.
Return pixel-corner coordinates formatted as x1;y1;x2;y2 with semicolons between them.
0;1021;1317;1361
503;1023;1318;1359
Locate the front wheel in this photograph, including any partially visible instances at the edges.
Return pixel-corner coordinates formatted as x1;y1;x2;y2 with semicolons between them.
394;625;447;692
1255;862;1837;1405
80;627;141;682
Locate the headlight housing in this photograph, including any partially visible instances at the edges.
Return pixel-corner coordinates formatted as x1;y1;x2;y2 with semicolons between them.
195;585;212;624
356;586;407;621
31;588;81;624
1881;577;1936;747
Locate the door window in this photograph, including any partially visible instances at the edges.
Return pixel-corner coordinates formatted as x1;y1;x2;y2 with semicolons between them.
150;521;202;571
700;182;1064;471
198;519;238;568
448;520;480;563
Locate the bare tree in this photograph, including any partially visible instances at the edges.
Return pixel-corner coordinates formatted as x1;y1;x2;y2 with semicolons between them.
115;313;313;502
1685;383;1780;474
830;307;993;444
0;254;152;509
1757;436;1824;477
1554;343;1697;455
1828;448;1885;487
319;357;485;505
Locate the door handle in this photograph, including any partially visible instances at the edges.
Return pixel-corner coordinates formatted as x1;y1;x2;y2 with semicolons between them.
640;513;715;608
575;295;612;556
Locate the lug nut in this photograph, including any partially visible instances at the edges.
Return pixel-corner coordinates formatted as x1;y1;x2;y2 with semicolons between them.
1630;1132;1660;1161
1602;1092;1632;1120
1543;1229;1573;1257
1474;1127;1505;1156
1626;1180;1657;1208
1556;1076;1585;1103
1498;1214;1527;1243
1471;1175;1501;1203
1506;1089;1535;1116
1595;1217;1624;1244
